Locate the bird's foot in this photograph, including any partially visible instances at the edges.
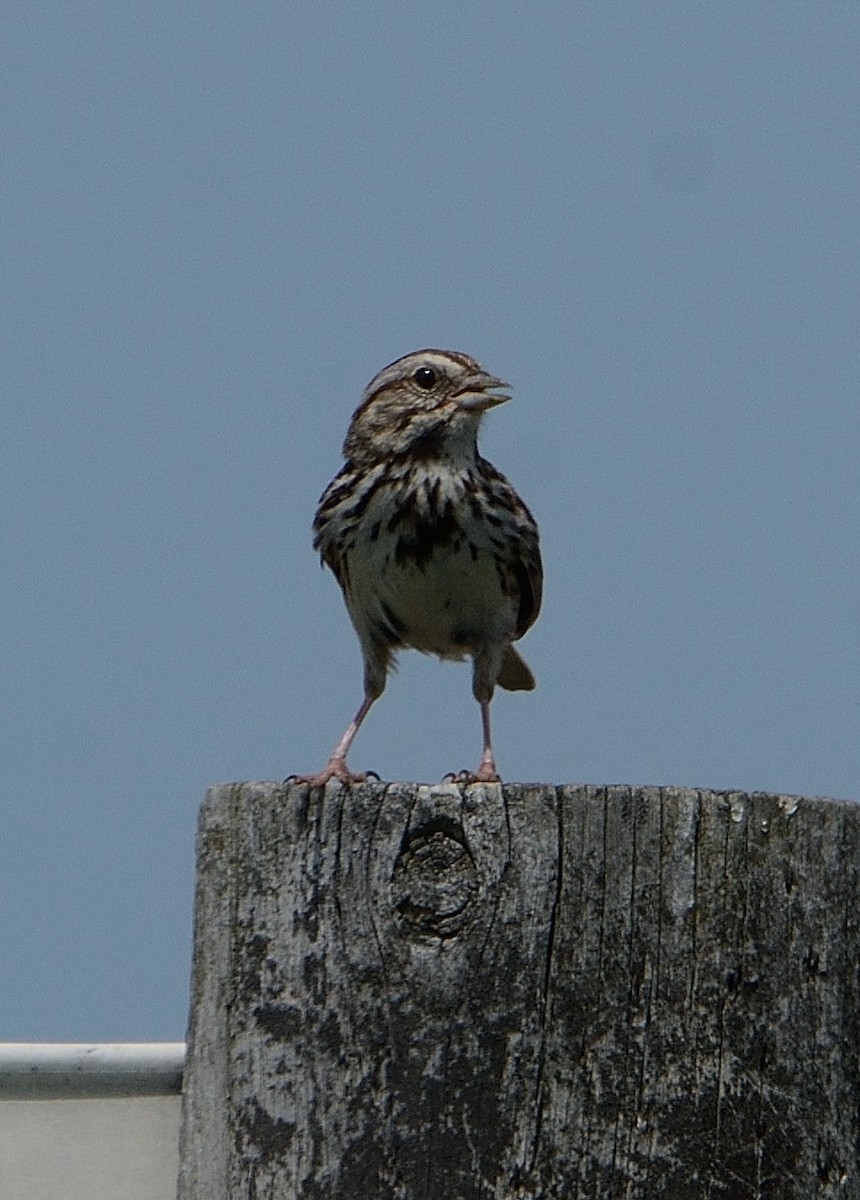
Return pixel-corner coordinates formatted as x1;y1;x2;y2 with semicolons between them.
443;764;502;785
286;758;380;788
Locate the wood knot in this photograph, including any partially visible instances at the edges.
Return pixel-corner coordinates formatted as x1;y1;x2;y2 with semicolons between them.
391;816;479;938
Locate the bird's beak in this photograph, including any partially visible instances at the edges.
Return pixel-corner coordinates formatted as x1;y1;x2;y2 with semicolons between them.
453;371;512;412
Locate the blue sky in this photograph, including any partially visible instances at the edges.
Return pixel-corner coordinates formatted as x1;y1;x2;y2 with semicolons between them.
3;3;859;1039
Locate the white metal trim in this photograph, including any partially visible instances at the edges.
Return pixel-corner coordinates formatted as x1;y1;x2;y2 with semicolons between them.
0;1043;186;1099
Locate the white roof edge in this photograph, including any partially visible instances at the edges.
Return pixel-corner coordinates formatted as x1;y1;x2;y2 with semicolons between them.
0;1042;186;1098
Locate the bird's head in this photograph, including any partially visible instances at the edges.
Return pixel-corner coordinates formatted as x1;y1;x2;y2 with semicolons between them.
342;349;510;466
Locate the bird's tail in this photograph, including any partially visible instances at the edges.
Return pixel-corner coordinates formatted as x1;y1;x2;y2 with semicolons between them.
497;644;536;691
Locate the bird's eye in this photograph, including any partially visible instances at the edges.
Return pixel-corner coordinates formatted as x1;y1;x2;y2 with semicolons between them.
413;367;437;389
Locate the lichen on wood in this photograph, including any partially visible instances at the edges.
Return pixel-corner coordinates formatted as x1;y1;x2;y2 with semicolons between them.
178;782;860;1199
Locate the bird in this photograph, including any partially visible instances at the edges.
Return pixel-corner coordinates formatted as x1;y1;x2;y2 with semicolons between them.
294;348;542;786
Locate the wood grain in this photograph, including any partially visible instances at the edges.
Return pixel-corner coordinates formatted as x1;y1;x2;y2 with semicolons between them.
178;782;860;1199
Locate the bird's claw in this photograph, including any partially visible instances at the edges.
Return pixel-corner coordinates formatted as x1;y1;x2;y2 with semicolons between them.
442;766;502;785
286;760;380;788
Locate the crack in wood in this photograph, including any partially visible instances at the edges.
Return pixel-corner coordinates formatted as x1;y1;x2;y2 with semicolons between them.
179;783;860;1200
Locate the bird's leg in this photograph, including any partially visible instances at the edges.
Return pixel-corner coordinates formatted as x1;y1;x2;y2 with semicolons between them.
443;699;502;784
290;643;389;787
445;653;503;784
289;693;378;787
473;698;501;781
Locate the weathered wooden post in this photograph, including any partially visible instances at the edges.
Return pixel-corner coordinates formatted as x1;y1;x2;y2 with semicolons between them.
177;782;860;1198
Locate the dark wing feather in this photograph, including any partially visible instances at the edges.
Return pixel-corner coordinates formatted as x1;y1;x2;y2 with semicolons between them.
514;543;542;638
477;456;542;640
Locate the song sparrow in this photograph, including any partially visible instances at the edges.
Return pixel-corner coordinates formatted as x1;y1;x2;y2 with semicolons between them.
295;348;542;785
